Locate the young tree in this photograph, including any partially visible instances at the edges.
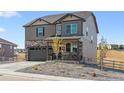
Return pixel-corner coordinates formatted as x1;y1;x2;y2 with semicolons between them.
98;37;108;70
52;34;63;60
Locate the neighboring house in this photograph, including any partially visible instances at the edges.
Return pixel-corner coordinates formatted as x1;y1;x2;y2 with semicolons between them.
23;11;99;63
0;38;17;61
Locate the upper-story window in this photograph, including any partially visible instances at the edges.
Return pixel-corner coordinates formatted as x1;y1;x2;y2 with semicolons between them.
56;24;62;35
65;23;77;35
10;45;13;49
36;26;44;37
56;24;62;31
91;36;93;43
0;44;2;48
86;26;89;36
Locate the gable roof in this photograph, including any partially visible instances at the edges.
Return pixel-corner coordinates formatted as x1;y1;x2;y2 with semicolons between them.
23;11;99;33
0;38;17;47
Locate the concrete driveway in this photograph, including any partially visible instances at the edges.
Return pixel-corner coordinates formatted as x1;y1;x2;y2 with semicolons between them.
0;61;84;81
0;61;44;71
0;61;46;81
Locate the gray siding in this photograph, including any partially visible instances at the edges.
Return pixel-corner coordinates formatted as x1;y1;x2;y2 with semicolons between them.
82;15;97;63
0;44;15;61
25;24;56;41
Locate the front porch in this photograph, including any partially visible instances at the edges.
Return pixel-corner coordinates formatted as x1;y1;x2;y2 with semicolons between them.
26;36;83;62
45;36;83;62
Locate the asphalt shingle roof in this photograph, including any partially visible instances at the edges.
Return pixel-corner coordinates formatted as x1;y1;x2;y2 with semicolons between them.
23;11;99;33
0;38;17;47
24;11;92;26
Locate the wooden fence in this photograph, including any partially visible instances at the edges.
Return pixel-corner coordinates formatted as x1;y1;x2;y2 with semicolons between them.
102;59;124;71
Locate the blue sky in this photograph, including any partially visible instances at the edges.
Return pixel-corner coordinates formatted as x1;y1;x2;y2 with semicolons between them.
0;11;124;48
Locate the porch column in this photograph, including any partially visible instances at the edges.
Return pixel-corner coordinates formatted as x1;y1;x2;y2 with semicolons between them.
77;40;80;63
46;41;49;61
26;48;29;61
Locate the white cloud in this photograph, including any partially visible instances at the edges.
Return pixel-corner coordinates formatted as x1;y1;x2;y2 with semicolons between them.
0;11;20;18
0;27;6;32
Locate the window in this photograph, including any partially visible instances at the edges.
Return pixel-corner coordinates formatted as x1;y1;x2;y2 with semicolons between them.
0;44;2;48
56;24;62;35
65;23;77;34
66;43;78;52
91;36;93;43
56;24;62;31
86;32;88;36
86;26;89;36
66;25;71;34
36;27;44;37
10;45;13;49
66;43;71;52
71;43;78;52
86;26;89;31
71;24;77;34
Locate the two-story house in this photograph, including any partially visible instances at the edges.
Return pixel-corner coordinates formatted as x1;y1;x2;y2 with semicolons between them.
0;38;17;61
23;11;99;63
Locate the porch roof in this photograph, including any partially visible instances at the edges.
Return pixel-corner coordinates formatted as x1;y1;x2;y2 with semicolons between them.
45;36;82;41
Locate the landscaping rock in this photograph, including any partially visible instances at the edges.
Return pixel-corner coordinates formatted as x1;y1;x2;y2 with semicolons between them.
17;62;124;80
92;72;96;77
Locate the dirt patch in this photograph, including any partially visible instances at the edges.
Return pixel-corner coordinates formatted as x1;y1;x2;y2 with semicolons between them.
106;50;124;61
16;53;25;61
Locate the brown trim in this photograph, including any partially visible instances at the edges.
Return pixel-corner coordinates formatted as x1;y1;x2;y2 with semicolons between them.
24;18;51;27
30;18;50;25
29;24;51;27
72;14;86;21
61;19;85;23
39;18;51;24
